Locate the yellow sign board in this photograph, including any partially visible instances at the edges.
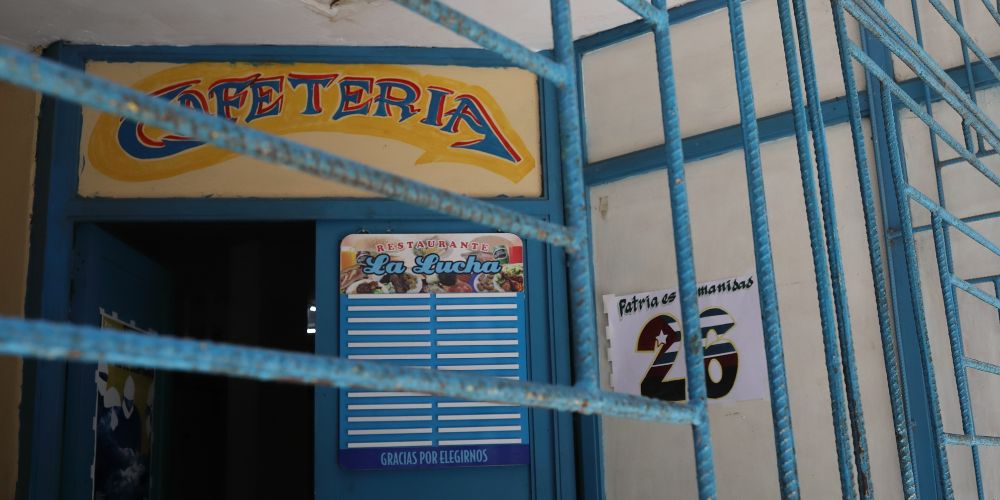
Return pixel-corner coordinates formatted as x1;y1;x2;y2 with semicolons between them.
79;62;541;198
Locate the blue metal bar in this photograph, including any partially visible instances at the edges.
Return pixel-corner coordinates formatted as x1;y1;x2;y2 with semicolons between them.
830;2;918;495
548;0;603;393
944;433;1000;447
845;43;1000;189
388;0;570;86
840;0;1000;152
790;0;872;494
930;216;984;500
904;208;1000;236
938;150;999;168
906;0;957;273
0;316;700;424
951;275;1000;310
906;187;1000;259
964;357;1000;376
775;0;857;496
0;45;577;251
878;88;955;498
947;0;981;151
724;0;800;495
642;0;717;495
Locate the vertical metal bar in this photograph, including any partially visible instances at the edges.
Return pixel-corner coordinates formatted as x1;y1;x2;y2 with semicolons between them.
774;0;858;496
548;0;603;392
930;215;985;500
835;5;924;499
945;0;982;151
724;0;801;496
880;89;955;499
908;0;957;294
994;278;1000;328
647;1;717;497
831;0;919;495
790;0;873;494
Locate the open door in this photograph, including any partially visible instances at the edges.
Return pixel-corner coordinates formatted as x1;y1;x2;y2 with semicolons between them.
62;224;172;500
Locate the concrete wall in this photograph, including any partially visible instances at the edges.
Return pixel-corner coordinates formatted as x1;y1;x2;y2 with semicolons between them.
0;81;38;498
581;0;1000;496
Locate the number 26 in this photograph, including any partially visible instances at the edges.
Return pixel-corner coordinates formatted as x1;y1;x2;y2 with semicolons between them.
635;307;739;401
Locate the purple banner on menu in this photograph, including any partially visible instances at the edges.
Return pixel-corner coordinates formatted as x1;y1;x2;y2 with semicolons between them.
340;444;530;470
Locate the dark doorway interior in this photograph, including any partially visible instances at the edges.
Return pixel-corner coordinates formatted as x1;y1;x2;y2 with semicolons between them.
99;222;315;500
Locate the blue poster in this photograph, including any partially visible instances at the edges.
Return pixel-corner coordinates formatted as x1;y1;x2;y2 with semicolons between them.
338;233;530;470
94;314;155;500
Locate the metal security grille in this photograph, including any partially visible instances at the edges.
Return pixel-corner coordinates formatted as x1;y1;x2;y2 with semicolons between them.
835;0;1000;496
0;0;997;498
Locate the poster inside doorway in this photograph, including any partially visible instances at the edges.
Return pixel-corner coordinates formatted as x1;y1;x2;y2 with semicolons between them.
603;273;769;404
338;233;530;470
94;313;155;500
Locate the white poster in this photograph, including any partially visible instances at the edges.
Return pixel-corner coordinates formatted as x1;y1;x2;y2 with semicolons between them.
603;273;769;404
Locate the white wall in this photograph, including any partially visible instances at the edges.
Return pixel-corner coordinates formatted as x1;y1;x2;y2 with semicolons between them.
582;0;1000;496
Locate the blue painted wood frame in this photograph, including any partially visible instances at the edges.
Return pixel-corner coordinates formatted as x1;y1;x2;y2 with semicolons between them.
19;42;580;500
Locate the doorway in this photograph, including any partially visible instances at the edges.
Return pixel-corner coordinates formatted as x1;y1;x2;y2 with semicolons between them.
70;222;315;500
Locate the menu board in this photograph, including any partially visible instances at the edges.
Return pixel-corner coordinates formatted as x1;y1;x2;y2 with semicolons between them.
338;233;530;470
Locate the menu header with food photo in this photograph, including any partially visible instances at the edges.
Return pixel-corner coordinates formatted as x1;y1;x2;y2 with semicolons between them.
339;233;525;295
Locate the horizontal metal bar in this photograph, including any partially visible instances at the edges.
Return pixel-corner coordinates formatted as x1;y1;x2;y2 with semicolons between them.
944;433;1000;447
0;317;699;425
966;275;1000;285
0;45;578;251
964;357;1000;376
899;208;1000;237
616;0;669;28
388;0;570;86
846;43;1000;189
938;150;998;168
950;276;1000;309
906;187;1000;259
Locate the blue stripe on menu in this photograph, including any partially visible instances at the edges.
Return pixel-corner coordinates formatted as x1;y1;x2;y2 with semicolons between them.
339;293;530;452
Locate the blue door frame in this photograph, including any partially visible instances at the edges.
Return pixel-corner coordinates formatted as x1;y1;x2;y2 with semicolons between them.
17;43;596;500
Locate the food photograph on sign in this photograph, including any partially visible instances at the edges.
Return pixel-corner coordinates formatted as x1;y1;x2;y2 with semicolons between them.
339;233;524;295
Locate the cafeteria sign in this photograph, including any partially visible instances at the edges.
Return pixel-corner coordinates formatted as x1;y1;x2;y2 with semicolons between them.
338;233;529;470
89;64;534;181
79;62;541;198
603;273;769;403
